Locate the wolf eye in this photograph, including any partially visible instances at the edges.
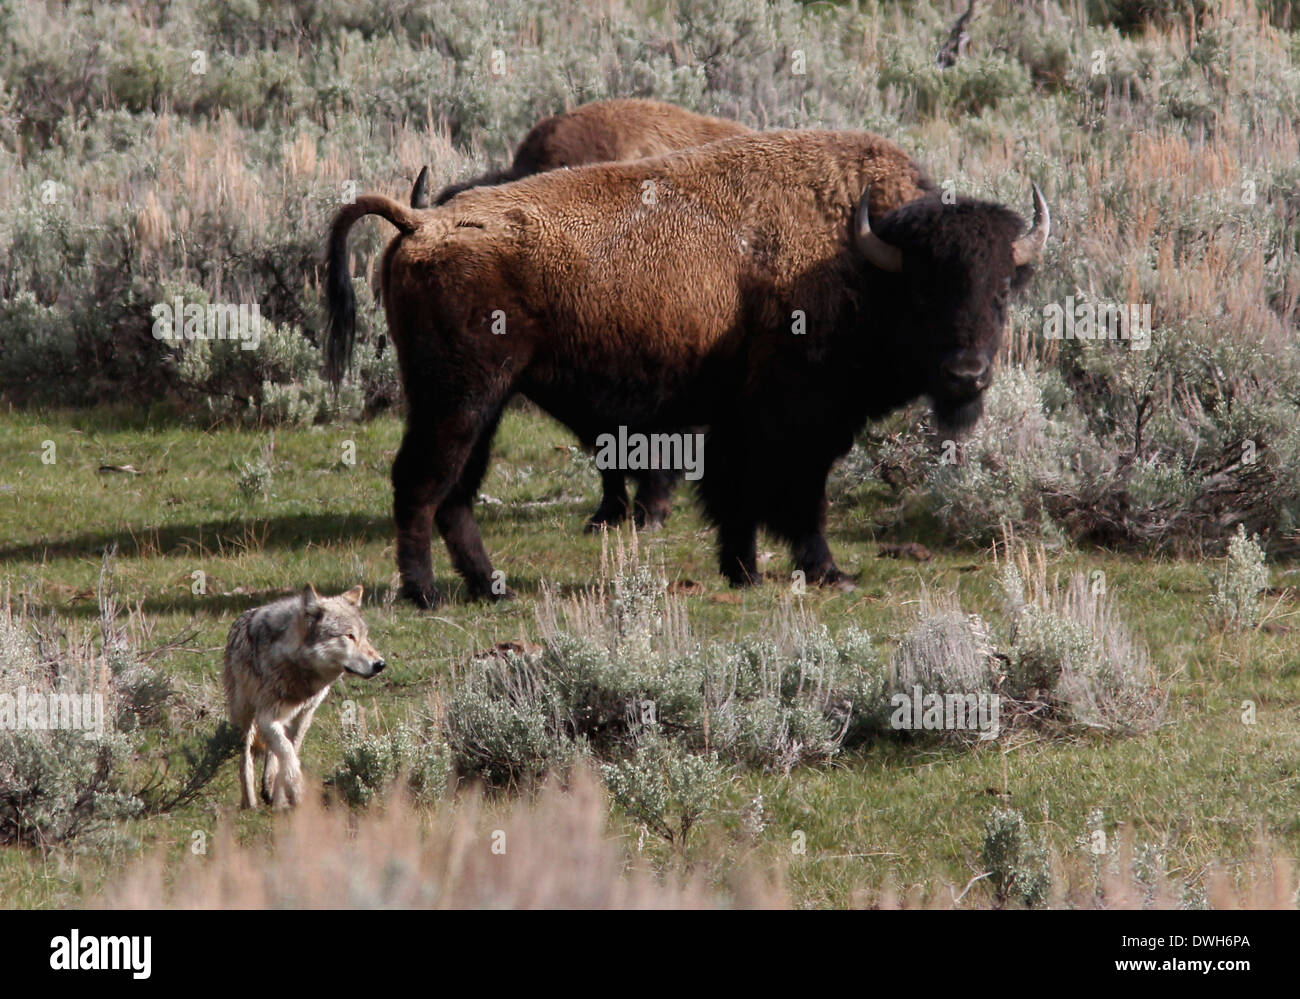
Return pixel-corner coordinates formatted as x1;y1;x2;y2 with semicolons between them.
347;632;357;642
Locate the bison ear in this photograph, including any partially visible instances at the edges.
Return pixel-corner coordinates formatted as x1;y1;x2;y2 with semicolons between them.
342;585;364;607
854;187;903;273
301;584;323;618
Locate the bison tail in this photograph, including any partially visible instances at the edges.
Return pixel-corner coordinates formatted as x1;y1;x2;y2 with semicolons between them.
324;194;421;390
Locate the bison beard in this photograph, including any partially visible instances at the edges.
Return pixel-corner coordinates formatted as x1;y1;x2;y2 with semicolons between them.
932;395;985;438
325;129;1047;606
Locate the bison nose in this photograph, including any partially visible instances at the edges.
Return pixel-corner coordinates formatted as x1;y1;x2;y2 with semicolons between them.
941;357;991;396
372;659;386;673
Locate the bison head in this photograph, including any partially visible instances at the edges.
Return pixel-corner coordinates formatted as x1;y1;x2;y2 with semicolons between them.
855;184;1049;435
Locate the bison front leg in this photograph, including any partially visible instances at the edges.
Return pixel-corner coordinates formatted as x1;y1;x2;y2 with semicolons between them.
698;425;760;586
718;517;760;586
767;465;851;588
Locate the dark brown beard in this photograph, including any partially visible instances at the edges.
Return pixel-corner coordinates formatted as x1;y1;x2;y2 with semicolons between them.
932;394;985;438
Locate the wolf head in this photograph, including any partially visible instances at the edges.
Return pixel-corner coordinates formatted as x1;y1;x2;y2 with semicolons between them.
299;585;386;679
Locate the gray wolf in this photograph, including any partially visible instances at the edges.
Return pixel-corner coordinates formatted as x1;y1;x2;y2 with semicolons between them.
224;585;385;808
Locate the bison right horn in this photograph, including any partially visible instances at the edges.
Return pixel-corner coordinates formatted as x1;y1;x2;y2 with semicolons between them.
1011;182;1050;267
854;187;904;273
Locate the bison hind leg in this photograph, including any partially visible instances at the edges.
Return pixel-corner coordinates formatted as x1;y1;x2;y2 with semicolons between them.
394;398;507;608
585;470;632;532
433;403;514;602
631;468;676;532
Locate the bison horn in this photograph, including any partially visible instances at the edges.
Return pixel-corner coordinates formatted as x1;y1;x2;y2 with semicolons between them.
411;165;431;209
855;188;903;273
1011;182;1050;267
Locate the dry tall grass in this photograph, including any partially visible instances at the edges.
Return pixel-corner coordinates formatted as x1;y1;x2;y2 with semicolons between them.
100;767;1297;909
102;767;786;909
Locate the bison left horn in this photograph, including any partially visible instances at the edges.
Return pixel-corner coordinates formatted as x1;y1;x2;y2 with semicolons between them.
1011;182;1050;267
854;187;903;273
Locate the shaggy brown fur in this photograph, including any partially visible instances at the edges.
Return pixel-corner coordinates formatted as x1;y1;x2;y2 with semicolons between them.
413;100;753;532
420;98;751;207
325;129;1045;606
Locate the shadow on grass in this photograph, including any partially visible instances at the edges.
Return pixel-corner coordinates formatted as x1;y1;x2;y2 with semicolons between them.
0;500;602;565
0;512;388;564
22;569;574;622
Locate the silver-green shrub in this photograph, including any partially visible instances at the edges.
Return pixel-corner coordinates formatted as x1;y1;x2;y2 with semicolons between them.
1208;524;1269;629
599;731;727;849
982;807;1051;908
332;722;451;808
1000;560;1166;735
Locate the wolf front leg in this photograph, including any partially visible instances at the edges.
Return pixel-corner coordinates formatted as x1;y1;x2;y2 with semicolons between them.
287;687;332;756
239;724;260;809
256;713;303;809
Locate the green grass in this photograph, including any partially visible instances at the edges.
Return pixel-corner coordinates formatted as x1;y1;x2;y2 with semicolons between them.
1;404;1297;908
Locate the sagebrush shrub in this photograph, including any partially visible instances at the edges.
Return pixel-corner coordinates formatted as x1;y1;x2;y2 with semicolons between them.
0;560;234;845
445;540;890;785
999;544;1166;735
599;731;727;849
333;722;451;807
1208;524;1270;629
982;807;1051;908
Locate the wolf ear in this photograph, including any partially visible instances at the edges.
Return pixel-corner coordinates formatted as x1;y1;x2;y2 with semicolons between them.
301;584;323;617
341;585;364;607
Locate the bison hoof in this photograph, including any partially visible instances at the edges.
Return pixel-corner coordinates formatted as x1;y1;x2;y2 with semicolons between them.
722;566;761;588
810;568;857;592
399;581;439;609
584;511;627;533
467;581;517;603
633;510;670;532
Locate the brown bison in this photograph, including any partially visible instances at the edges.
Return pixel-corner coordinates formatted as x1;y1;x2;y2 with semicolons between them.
414;98;750;209
412;98;752;532
324;130;1047;607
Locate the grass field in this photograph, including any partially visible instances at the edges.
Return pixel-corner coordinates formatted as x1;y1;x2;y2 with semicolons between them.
2;403;1297;908
3;0;1300;912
